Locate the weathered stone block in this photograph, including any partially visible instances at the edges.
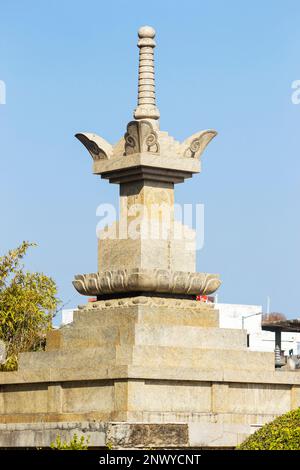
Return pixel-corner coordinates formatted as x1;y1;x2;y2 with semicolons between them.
106;422;189;448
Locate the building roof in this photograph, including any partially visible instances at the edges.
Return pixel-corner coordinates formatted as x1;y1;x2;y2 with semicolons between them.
262;319;300;333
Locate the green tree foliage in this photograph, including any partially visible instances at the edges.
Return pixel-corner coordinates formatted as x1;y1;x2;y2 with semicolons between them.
0;242;59;371
238;408;300;450
50;434;90;450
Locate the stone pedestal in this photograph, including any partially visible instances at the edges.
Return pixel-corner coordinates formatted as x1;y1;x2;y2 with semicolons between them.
0;298;299;448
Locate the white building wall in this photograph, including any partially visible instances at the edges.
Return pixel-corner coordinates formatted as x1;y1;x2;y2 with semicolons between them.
216;303;300;355
217;303;262;331
61;309;75;325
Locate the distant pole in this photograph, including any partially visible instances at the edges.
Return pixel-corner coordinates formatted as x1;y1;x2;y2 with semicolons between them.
242;311;263;330
267;296;270;314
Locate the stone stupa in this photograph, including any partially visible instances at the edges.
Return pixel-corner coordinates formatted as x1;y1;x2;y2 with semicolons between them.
0;27;299;449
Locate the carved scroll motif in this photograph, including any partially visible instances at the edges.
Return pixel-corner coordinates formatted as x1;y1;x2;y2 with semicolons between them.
124;120;160;156
75;133;113;160
182;130;217;159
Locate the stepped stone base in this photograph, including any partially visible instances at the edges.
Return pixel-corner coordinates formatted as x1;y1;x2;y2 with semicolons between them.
0;300;300;448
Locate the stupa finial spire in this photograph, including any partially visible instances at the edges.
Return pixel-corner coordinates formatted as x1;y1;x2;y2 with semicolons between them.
134;25;160;123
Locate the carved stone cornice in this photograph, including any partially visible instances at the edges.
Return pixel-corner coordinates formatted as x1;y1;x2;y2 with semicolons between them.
73;269;221;297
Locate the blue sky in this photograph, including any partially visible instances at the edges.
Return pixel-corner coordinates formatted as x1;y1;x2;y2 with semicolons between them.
0;0;299;317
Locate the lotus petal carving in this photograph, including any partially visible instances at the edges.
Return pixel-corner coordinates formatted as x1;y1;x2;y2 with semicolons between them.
73;268;221;297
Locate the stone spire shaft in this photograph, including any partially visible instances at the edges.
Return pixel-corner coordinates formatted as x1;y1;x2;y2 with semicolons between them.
134;26;160;122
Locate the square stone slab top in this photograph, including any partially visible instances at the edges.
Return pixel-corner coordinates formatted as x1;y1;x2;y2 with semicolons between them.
73;268;221;297
75;124;217;185
94;152;200;184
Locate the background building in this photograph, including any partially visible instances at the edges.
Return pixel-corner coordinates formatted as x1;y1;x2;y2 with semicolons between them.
217;302;300;355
